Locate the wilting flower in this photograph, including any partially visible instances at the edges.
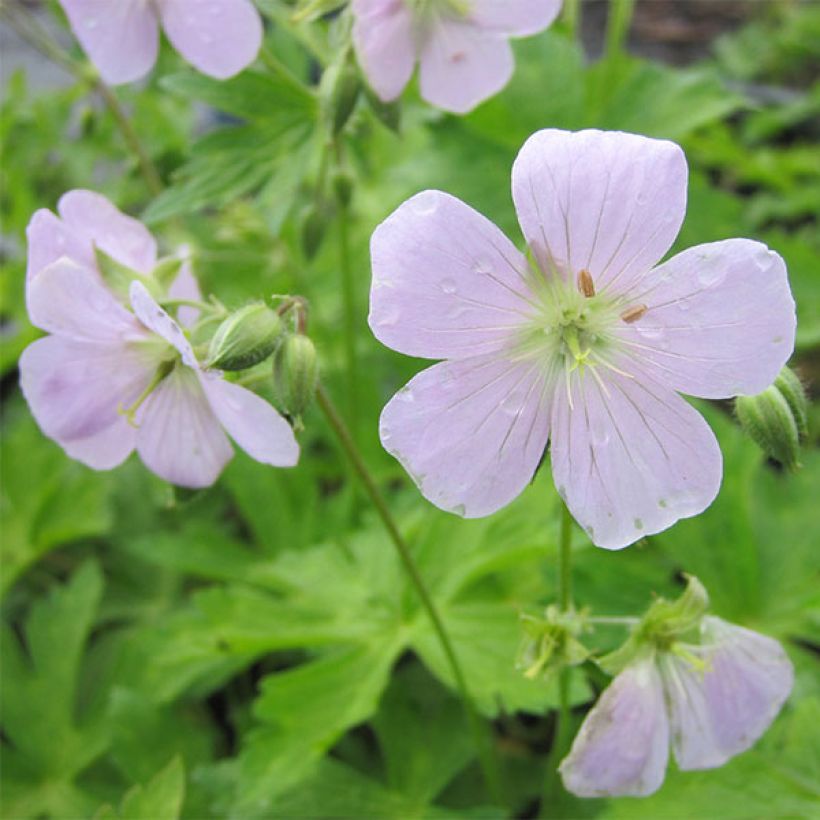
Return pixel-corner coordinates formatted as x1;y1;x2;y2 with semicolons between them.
352;0;563;113
369;129;796;548
559;617;794;797
20;191;299;487
59;0;263;85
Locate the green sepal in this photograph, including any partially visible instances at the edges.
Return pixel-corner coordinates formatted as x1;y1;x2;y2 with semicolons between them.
151;256;184;291
94;246;157;301
206;303;284;372
517;605;591;681
273;334;319;430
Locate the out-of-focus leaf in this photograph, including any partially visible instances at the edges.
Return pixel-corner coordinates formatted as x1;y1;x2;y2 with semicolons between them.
95;757;185;820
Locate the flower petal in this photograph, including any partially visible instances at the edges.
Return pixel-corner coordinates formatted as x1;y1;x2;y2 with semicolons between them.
469;0;563;36
158;0;263;80
379;352;552;517
62;418;138;470
369;190;534;360
58;190;157;275
27;258;147;342
351;0;416;102
615;240;796;399
26;208;93;282
59;0;158;84
511;129;687;293
419;20;513;114
166;252;202;327
199;374;299;468
136;366;233;488
19;336;154;445
550;365;721;549
559;657;669;797
129;281;197;367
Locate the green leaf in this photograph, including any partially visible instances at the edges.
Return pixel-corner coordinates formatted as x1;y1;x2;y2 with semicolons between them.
95;757;185;820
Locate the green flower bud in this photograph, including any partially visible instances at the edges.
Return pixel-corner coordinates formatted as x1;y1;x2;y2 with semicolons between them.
300;203;330;260
273;334;318;429
332;169;354;209
207;303;283;371
320;57;361;135
364;86;401;133
774;367;808;440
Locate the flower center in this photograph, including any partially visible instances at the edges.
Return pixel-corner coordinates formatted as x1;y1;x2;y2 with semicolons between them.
407;0;471;21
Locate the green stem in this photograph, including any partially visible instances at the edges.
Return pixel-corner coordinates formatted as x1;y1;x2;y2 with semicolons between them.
263;3;328;66
561;0;581;41
559;502;573;611
605;0;636;60
315;383;503;805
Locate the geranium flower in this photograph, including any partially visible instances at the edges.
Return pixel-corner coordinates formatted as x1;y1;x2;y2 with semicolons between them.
352;0;562;113
20;191;299;487
59;0;263;85
559;617;794;797
369;129;796;549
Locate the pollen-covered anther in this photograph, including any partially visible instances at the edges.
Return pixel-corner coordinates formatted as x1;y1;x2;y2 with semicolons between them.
620;303;649;324
577;269;596;298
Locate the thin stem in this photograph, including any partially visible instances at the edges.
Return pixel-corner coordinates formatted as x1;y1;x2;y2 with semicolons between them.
605;0;636;60
315;383;503;805
561;0;581;41
559;502;573;611
160;298;225;314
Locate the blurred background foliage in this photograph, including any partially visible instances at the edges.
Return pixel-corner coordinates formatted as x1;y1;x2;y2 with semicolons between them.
1;0;818;817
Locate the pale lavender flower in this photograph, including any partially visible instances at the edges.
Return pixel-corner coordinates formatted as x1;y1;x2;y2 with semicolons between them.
59;0;263;85
352;0;562;113
20;191;298;487
559;618;793;797
369;129;796;549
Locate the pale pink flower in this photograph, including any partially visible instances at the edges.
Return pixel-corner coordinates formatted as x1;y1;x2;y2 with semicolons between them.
369;129;796;549
20;191;299;487
59;0;263;85
559;618;793;797
352;0;562;113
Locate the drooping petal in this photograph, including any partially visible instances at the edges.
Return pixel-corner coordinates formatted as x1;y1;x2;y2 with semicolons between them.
351;0;416;102
19;336;154;445
135;366;233;488
199;374;299;468
419;19;513;114
369;190;535;360
559;657;670;797
511;129;687;292
59;0;159;85
158;0;263;80
469;0;563;36
27;259;147;342
380;352;552;517
26;208;93;282
614;240;796;399
549;364;721;549
62;418;138;470
166;253;202;327
129;281;197;367
58;190;157;275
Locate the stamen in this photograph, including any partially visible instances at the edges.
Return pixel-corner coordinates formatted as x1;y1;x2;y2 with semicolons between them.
118;359;175;427
577;269;595;298
620;303;648;323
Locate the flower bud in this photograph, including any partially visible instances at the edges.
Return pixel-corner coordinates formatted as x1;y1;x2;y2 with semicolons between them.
273;334;318;428
207;303;283;371
364;86;401;133
320;57;361;135
300;203;330;260
332;169;354;209
735;367;806;470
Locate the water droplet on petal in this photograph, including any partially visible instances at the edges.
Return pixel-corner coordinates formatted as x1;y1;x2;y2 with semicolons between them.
410;195;437;217
696;264;726;287
440;278;457;295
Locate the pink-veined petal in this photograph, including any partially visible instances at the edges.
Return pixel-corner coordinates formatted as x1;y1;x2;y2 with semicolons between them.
167;253;202;327
199;374;299;468
369;190;535;360
19;336;154;445
129;281;197;367
469;0;563;36
559;657;670;797
26;208;93;282
27;258;147;342
511;129;687;292
419;19;513;114
59;0;158;84
380;352;552;517
550;365;721;549
62;417;138;470
136;366;232;488
351;0;416;102
615;240;796;399
58;190;157;274
158;0;263;79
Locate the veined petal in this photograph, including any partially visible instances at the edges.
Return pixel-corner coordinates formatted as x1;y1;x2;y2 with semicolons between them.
550;365;721;549
26;208;93;282
199;373;299;468
158;0;263;79
59;0;158;84
19;336;154;444
559;657;669;797
419;19;513;114
369;190;534;360
511;130;687;292
469;0;563;36
167;254;202;327
352;0;416;102
62;417;137;470
130;281;197;367
136;366;232;488
27;258;147;342
379;352;552;517
615;240;796;399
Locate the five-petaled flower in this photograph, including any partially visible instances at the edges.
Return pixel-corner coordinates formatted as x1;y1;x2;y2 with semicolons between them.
20;190;299;487
352;0;562;113
369;128;796;549
59;0;263;85
559;617;794;797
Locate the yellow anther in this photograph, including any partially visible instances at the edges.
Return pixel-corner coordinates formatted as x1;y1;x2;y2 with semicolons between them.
577;269;596;298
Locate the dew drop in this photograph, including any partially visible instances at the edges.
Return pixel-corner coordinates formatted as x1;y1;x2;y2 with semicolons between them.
376;306;400;328
586;525;594;539
440;278;457;295
411;195;437;217
452;504;467;516
696;264;725;287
